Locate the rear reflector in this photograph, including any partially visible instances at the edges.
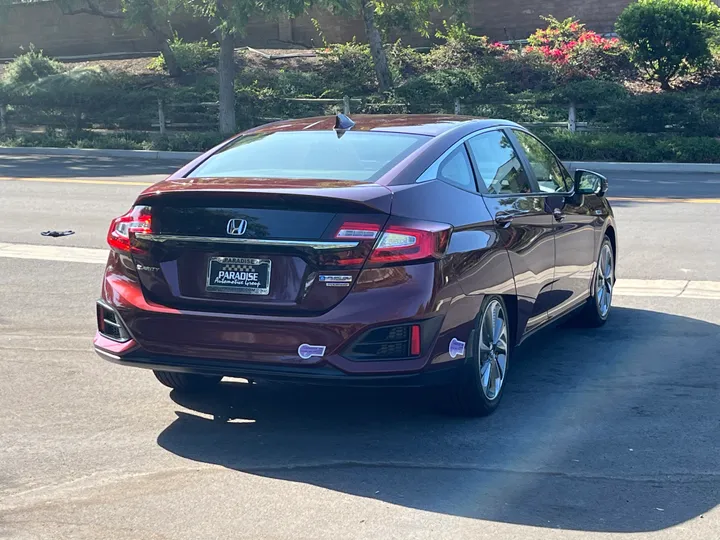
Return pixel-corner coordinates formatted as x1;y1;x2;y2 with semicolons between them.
410;325;421;356
107;206;152;252
344;322;431;361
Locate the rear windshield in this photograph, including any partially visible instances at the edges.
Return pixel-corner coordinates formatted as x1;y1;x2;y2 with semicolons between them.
189;131;428;182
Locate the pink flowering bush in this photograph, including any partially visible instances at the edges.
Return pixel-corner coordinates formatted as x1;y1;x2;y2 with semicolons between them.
524;16;633;81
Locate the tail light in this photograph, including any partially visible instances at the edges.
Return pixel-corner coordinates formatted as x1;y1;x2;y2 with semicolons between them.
369;225;450;264
107;206;152;252
334;219;451;267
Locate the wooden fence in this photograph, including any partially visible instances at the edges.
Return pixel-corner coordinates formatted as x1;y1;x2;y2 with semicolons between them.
0;94;602;136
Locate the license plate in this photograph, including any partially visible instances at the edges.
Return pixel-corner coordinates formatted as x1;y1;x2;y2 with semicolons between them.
206;257;271;295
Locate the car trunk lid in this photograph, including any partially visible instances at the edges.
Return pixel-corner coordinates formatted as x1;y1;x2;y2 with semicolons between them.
130;178;392;315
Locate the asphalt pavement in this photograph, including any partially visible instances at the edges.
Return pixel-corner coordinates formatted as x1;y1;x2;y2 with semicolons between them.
1;155;719;540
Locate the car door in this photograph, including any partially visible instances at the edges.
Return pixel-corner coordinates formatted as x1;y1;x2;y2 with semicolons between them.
466;129;556;336
511;129;597;319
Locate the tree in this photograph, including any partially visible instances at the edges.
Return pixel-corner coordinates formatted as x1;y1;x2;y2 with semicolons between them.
184;0;310;134
321;0;467;92
616;0;720;89
55;0;185;77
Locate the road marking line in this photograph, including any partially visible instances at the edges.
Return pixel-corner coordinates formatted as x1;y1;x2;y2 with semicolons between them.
0;242;108;264
1;243;719;300
0;176;154;186
608;196;720;204
613;279;688;297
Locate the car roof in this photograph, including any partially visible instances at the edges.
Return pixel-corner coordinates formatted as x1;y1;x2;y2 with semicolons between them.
243;114;521;137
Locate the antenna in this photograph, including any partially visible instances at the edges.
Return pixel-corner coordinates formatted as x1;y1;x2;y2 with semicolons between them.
334;113;355;131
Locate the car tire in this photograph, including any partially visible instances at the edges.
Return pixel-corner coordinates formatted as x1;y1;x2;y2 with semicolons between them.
444;295;511;417
578;236;615;328
153;370;222;392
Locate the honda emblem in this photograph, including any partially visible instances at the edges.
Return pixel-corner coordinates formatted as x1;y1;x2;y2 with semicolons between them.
227;219;248;236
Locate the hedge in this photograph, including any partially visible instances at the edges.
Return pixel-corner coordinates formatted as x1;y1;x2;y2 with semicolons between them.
540;131;720;163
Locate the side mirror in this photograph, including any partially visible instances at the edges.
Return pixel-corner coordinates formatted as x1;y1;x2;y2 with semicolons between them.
574;169;608;197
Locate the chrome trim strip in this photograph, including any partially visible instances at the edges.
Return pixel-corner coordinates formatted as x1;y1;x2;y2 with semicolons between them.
134;234;359;251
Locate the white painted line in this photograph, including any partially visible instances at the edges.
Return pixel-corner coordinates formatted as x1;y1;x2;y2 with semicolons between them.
0;243;719;300
681;281;720;300
0;242;108;264
613;278;688;298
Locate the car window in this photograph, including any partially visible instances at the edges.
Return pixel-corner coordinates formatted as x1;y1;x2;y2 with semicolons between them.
436;146;477;192
466;130;533;195
513;130;572;193
189;131;428;182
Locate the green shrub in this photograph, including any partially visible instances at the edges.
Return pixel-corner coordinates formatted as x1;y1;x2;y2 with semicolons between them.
616;0;720;88
585;90;720;136
551;80;628;105
2;48;64;85
387;41;430;80
396;69;477;109
148;35;219;73
318;40;377;95
0;130;225;152
477;54;556;93
152;132;226;151
539;131;720;162
236;67;326;97
428;21;504;69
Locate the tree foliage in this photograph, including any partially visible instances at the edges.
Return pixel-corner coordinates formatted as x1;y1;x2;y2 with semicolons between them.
319;0;467;91
55;0;186;76
180;0;314;133
616;0;720;88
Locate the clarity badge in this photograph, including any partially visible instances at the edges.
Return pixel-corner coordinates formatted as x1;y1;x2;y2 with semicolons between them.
298;343;326;359
449;338;466;359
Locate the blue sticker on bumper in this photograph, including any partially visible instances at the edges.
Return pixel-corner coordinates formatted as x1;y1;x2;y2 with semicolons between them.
298;343;327;359
449;338;466;359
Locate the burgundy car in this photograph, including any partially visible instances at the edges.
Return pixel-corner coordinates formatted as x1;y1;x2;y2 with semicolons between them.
94;115;617;416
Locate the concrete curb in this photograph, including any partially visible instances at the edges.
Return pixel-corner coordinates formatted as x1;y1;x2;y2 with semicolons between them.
0;146;201;161
2;146;720;172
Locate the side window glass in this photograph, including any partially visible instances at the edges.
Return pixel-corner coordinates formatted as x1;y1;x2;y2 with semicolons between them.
466;130;533;195
513;130;570;193
436;146;477;192
560;165;574;191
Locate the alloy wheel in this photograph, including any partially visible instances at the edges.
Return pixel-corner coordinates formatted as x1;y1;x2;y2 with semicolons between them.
478;300;508;401
596;243;614;318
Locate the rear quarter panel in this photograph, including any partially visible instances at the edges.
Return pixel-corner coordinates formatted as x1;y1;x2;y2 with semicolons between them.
389;180;518;359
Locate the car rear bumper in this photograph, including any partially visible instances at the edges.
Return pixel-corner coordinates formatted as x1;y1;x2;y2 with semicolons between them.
94;344;465;388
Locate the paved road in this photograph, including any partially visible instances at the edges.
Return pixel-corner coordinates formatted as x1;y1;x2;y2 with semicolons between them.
1;155;719;540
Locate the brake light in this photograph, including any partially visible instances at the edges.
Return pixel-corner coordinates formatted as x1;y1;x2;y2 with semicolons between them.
368;225;451;264
107;206;152;252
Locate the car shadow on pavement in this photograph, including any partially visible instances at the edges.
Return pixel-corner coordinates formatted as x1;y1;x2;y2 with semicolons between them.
156;307;720;533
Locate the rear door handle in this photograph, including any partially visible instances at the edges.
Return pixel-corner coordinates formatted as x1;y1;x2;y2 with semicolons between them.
553;209;565;222
494;212;515;228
